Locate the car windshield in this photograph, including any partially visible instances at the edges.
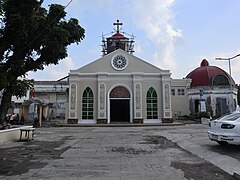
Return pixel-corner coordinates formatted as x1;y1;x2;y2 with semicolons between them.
217;112;240;121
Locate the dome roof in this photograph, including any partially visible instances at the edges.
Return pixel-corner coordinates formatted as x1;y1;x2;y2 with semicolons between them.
186;59;235;87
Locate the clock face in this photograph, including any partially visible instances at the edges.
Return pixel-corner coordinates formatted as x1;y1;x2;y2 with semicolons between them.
111;55;128;70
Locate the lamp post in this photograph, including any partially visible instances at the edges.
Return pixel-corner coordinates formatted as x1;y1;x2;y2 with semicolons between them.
215;53;240;76
215;53;240;113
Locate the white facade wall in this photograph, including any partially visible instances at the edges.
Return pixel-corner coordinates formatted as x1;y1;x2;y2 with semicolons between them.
188;86;238;117
171;79;192;117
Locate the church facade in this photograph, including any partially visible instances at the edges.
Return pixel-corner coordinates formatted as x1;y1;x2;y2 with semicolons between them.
67;21;173;124
68;49;173;124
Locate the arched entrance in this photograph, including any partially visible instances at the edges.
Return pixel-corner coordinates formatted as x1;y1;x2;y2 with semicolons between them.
109;86;131;123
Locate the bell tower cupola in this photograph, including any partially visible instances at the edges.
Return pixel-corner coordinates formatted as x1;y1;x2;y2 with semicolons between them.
101;20;135;56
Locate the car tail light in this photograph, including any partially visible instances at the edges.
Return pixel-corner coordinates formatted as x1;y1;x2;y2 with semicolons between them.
221;124;235;129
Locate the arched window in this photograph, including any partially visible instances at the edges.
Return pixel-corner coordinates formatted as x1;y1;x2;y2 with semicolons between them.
82;87;94;119
212;75;230;85
146;87;158;119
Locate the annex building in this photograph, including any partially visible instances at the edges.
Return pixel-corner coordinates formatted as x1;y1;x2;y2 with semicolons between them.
186;59;238;117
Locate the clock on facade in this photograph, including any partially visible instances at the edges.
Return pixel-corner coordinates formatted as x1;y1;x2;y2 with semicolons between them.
111;55;128;70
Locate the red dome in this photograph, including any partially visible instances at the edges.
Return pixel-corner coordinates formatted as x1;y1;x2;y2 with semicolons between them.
186;59;235;87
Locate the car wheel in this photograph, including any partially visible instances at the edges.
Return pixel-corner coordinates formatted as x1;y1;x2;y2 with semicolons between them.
217;141;228;146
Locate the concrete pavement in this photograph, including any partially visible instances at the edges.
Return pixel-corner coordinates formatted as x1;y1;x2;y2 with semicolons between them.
154;124;240;176
0;124;238;180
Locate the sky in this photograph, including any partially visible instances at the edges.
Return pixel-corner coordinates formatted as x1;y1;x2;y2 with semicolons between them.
28;0;240;84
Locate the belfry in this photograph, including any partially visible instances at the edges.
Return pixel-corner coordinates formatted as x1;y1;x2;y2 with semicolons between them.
102;20;134;55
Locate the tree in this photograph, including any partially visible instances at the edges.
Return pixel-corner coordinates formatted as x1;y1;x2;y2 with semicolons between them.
237;84;240;106
0;0;85;125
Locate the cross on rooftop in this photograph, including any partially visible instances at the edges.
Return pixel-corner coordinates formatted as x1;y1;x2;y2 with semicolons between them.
113;20;123;33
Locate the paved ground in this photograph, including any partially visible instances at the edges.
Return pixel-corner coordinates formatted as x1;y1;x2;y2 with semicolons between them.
0;124;239;180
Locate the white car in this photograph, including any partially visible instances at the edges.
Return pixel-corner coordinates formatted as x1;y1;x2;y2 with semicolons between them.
208;111;240;145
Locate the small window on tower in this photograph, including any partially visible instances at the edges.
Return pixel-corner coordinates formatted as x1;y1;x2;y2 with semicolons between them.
171;89;175;96
177;89;185;96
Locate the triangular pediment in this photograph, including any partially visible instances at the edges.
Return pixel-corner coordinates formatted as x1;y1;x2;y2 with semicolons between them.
70;49;169;74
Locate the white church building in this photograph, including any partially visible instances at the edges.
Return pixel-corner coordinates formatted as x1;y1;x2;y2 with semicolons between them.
67;20;177;124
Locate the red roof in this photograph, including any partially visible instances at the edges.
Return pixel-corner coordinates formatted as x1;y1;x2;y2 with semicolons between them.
186;59;235;87
112;32;125;38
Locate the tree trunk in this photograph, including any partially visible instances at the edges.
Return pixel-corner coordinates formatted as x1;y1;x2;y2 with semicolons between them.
0;88;13;125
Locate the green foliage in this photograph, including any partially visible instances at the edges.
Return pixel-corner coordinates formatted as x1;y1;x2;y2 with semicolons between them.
0;0;85;123
0;0;85;86
0;0;2;15
12;79;34;98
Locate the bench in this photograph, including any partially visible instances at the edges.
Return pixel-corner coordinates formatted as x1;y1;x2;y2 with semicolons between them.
19;127;35;141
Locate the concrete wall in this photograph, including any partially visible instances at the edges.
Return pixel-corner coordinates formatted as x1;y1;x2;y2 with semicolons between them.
0;128;20;143
0;126;34;143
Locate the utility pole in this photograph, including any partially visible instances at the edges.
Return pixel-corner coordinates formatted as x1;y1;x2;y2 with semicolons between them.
216;53;240;113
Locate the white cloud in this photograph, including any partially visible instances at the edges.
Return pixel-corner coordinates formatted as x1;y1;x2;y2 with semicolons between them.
129;0;182;70
28;57;75;80
45;57;74;79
